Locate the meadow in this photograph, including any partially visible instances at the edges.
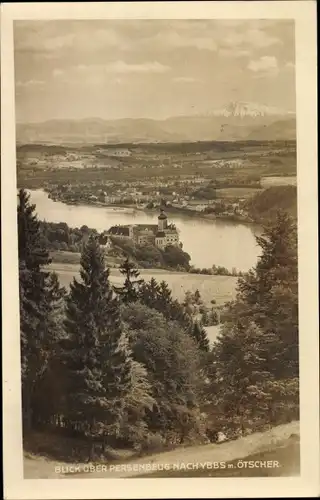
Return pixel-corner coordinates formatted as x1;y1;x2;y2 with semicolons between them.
216;187;262;199
47;261;238;307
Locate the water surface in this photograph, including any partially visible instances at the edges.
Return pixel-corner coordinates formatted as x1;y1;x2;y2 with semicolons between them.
29;189;261;271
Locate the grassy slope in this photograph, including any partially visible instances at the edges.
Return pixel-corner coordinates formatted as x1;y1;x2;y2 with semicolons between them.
47;261;238;307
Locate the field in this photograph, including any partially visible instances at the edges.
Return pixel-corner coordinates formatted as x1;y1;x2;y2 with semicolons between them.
47;262;238;307
50;250;123;267
217;187;262;199
17;140;296;190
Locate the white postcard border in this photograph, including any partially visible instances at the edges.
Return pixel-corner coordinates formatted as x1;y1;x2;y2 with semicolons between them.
1;2;319;499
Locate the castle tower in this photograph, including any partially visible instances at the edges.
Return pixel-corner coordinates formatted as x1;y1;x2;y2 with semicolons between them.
158;209;168;231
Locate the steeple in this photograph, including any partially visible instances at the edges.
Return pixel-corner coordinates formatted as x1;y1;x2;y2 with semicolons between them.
158;209;167;231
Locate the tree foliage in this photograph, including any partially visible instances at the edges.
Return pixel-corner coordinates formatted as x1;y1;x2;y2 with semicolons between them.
61;236;152;449
191;321;210;352
121;302;206;444
113;258;143;303
139;278;192;330
207;211;299;435
18;189;53;430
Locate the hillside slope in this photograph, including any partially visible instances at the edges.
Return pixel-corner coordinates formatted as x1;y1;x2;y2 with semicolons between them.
24;421;300;479
245;185;297;223
247;118;296;141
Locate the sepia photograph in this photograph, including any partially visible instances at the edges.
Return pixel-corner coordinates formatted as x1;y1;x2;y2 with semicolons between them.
1;2;319;499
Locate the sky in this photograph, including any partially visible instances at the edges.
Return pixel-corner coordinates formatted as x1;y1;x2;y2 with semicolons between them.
14;19;296;123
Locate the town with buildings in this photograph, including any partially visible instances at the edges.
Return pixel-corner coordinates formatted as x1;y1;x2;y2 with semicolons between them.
17;141;296;223
40;174;254;221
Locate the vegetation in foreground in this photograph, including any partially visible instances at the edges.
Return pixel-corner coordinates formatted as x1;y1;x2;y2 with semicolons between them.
19;189;298;463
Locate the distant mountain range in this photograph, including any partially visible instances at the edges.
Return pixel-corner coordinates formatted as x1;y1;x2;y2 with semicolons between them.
16;101;296;145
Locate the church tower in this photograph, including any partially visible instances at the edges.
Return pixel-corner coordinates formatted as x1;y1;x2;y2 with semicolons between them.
158;209;168;231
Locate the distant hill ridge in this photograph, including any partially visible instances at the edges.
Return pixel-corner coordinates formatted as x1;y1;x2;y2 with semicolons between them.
16;101;296;144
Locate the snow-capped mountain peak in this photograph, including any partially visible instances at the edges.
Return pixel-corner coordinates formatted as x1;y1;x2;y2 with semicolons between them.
212;101;293;118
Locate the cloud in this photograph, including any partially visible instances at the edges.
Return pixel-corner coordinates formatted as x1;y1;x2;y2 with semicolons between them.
14;20;285;69
53;69;64;78
43;34;76;51
108;60;170;74
76;60;170;74
15;24;126;56
163;31;217;51
248;56;279;76
127;29;218;53
221;28;281;50
173;76;202;83
219;48;250;58
245;29;281;49
16;79;45;88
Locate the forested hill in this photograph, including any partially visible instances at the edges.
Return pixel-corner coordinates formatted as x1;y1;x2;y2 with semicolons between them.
245;185;297;223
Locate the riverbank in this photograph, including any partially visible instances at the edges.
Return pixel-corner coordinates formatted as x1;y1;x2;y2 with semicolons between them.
122;202;255;224
45;190;255;224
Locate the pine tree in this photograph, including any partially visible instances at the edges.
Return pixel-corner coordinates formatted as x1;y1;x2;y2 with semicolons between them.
139;278;192;330
31;272;67;428
62;236;148;455
209;211;299;434
201;309;209;326
113;345;155;447
18;189;51;270
114;258;143;303
191;321;210;352
139;277;160;309
235;210;299;378
156;280;173;316
17;189;52;431
211;320;298;434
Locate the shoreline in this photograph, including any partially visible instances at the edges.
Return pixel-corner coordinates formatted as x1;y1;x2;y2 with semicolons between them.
42;190;257;226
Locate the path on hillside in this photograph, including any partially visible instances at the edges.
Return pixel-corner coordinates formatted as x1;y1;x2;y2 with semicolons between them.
24;421;299;479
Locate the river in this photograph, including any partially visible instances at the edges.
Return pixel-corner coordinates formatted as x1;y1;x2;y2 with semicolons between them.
28;189;261;272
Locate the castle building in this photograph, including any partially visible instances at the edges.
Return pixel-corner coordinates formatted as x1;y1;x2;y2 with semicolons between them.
107;209;180;250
